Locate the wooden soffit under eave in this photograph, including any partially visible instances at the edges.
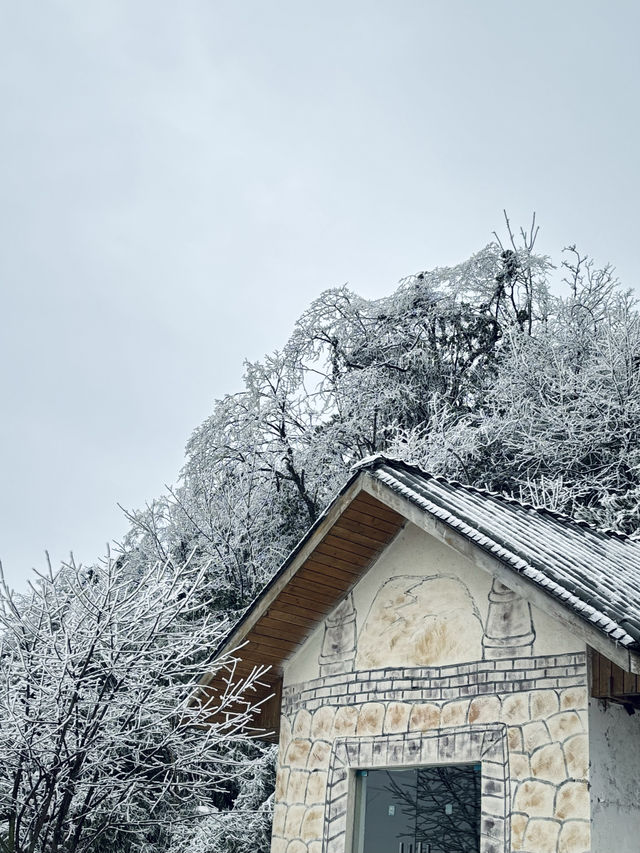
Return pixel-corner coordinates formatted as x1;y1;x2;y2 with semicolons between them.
199;473;406;740
590;648;640;711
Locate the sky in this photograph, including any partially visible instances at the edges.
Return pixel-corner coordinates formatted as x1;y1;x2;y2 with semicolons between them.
1;1;639;589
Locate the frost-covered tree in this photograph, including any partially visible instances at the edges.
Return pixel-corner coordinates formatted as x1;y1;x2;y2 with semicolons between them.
124;229;553;609
0;555;268;853
485;259;640;529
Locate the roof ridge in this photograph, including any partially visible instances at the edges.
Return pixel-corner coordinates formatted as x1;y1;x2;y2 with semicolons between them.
353;453;633;542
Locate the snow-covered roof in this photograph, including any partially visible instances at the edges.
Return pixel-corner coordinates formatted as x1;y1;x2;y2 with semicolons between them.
358;455;640;652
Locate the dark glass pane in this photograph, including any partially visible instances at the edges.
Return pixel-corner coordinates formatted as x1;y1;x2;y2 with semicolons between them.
358;764;481;853
360;768;417;853
414;765;481;853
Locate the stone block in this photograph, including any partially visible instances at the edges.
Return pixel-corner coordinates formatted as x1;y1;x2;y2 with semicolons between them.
344;741;361;765
503;693;530;724
509;751;530;781
333;744;348;767
507;725;523;751
554;781;590;820
301;806;324;842
483;728;505;759
547;711;583;742
441;699;469;727
480;814;505;842
356;703;385;736
403;736;421;764
522;720;551;753
371;738;388;765
287;769;309;804
559;686;587;712
307;843;322;853
523;818;561;853
451;732;476;763
293;709;312;739
558;819;590;852
383;702;410;734
328;775;348;803
483;757;508;782
275;767;290;801
357;739;373;767
307;740;331;770
271;838;288;853
480;835;501;853
482;794;506;817
326;832;346;853
510;811;528;851
469;728;488;755
327;793;347;824
305;770;328;805
272;803;287;835
286;842;308;853
482;776;505;799
311;706;335;740
563;734;588;780
530;690;559;719
419;735;438;765
284;804;307;837
514;779;556;817
285;739;312;768
408;702;440;731
333;704;358;737
332;813;348;840
387;736;404;764
531;743;567;784
438;733;456;762
468;695;501;724
279;715;293;758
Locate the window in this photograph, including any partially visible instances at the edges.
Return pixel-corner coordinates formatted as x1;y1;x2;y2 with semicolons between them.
352;765;482;853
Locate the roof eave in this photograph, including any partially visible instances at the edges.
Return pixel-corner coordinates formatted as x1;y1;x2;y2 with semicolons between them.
199;469;371;690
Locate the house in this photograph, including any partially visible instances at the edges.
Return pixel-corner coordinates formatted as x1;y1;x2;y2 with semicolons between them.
202;456;640;853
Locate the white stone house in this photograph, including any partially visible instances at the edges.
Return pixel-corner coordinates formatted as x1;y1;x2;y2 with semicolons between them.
203;456;640;853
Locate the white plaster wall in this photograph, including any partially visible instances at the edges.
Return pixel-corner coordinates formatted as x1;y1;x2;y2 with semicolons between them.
589;697;640;853
283;522;582;688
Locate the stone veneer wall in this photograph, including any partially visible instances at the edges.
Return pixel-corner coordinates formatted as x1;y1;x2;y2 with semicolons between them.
271;652;589;853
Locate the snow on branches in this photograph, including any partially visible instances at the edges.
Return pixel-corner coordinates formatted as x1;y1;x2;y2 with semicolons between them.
0;554;269;853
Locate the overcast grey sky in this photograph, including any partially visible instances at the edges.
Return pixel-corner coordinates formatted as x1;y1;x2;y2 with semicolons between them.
1;1;639;588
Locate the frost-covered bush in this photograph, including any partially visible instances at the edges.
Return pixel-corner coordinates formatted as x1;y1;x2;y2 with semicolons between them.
171;745;276;853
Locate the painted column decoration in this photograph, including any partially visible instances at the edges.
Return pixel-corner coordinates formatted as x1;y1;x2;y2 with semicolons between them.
482;577;535;659
318;593;357;676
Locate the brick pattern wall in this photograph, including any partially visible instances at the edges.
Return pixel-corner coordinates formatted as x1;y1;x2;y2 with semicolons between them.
282;654;586;714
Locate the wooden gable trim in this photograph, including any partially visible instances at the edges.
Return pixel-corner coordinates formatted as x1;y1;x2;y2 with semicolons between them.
198;476;406;740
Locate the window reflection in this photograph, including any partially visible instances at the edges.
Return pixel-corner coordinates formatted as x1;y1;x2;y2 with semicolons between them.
355;764;481;853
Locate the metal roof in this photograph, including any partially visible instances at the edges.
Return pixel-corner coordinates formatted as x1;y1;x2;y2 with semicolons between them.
356;455;640;652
